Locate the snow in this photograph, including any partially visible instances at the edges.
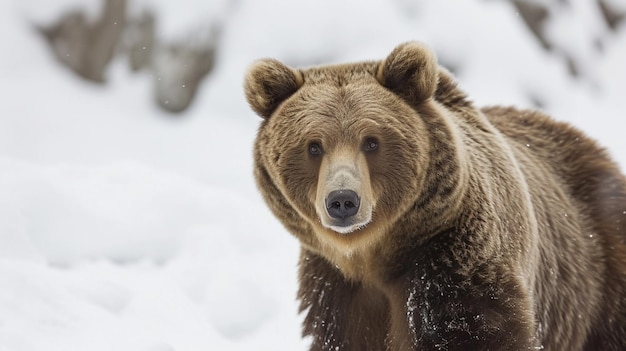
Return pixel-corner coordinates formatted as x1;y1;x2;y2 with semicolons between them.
1;0;625;350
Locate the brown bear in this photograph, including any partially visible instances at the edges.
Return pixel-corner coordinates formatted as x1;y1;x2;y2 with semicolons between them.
244;42;626;350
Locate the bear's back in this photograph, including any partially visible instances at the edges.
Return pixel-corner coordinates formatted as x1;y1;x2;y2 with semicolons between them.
483;106;626;350
482;106;625;217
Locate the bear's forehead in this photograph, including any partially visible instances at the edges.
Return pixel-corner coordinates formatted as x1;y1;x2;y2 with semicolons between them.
274;61;409;135
277;88;402;143
286;82;393;122
291;61;392;111
300;61;380;86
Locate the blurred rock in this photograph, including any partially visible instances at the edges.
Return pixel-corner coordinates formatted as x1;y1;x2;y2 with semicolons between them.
152;27;219;114
38;0;220;114
124;11;156;72
39;0;126;83
508;0;622;79
598;0;626;31
512;0;551;50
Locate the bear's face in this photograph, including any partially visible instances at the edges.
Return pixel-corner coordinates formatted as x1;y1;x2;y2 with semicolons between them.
246;43;439;251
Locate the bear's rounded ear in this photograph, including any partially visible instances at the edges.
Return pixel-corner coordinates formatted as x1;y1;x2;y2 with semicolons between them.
377;42;438;103
244;59;303;119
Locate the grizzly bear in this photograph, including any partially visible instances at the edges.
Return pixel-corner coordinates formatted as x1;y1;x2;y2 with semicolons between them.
244;42;626;350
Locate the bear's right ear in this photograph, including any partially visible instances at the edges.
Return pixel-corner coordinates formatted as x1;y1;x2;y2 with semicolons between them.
377;42;438;104
244;59;303;119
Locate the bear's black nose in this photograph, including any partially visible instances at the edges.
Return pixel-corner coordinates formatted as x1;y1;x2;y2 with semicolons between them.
326;190;360;219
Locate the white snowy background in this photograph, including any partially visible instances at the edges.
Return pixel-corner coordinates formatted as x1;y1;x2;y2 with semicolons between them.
1;0;625;350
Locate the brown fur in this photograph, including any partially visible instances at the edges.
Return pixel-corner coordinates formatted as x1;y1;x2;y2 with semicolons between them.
245;42;626;350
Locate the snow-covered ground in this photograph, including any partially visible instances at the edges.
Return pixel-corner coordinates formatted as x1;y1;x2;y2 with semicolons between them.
1;0;625;350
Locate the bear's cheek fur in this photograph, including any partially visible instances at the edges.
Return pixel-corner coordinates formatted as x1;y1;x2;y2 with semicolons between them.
272;143;320;221
372;140;426;224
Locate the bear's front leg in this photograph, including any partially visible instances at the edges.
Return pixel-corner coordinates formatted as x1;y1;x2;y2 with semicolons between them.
393;266;539;351
298;251;390;351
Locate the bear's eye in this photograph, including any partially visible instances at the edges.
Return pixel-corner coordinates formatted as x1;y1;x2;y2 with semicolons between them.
364;137;378;152
308;142;323;156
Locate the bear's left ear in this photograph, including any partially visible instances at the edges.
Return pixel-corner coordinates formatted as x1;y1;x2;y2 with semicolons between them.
244;59;303;119
377;42;438;104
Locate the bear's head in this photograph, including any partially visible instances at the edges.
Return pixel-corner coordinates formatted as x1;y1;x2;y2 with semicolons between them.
246;42;462;255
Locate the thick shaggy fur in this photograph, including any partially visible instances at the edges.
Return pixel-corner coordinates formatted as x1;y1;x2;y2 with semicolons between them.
245;42;626;350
